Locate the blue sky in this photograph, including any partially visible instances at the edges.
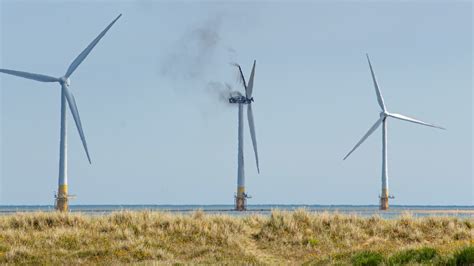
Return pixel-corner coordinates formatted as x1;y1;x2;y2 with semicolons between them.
0;1;472;205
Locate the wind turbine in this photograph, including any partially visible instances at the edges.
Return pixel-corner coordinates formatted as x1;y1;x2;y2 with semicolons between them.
229;60;260;211
0;14;122;211
343;54;445;210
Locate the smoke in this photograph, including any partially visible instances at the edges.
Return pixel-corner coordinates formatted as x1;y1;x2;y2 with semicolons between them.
160;16;221;80
206;81;242;103
159;15;243;105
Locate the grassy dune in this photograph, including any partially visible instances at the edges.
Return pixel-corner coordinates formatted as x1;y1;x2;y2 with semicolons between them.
0;210;472;265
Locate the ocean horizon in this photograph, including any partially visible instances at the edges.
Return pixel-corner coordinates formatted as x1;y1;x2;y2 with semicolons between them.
1;204;472;218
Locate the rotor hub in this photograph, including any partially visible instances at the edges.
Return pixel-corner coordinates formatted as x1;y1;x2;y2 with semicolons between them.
59;77;71;87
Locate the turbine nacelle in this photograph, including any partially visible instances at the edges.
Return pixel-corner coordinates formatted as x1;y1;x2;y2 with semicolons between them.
229;95;253;104
380;111;388;119
59;77;71;87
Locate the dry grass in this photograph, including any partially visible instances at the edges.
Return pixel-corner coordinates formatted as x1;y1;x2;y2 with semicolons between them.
0;209;472;265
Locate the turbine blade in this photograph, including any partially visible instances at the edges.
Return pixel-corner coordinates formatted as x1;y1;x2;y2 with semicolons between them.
62;85;92;164
247;104;260;173
388;113;445;130
343;117;383;160
233;63;247;91
366;54;386;111
65;14;122;78
246;60;256;98
0;68;59;82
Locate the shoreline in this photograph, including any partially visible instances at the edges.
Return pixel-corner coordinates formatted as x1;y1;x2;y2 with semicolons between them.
0;206;472;217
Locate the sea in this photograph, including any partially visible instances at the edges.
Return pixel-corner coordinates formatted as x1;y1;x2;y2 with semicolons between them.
0;205;472;219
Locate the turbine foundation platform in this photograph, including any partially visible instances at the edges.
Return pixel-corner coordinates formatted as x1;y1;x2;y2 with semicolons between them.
380;196;389;210
235;186;247;211
379;190;392;210
235;195;247;211
55;185;69;212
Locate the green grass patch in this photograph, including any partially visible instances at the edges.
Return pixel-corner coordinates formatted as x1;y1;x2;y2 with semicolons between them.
388;247;438;265
304;237;319;247
450;246;474;266
351;251;384;266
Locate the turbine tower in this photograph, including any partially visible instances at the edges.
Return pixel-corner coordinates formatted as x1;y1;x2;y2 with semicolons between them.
229;61;260;211
0;14;122;212
343;54;445;210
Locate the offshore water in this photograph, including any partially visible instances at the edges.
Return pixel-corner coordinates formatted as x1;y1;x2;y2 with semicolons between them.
0;205;472;219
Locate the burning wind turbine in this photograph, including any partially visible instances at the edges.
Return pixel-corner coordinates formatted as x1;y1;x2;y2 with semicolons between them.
229;60;260;211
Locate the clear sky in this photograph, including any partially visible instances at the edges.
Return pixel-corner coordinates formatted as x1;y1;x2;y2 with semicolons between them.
0;0;472;206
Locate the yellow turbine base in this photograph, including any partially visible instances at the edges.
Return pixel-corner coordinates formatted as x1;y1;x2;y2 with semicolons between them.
235;186;246;211
237;186;245;196
56;184;69;212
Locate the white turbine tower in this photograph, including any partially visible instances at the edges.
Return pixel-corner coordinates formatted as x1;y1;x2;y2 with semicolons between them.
343;54;445;210
0;14;122;211
229;61;260;211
